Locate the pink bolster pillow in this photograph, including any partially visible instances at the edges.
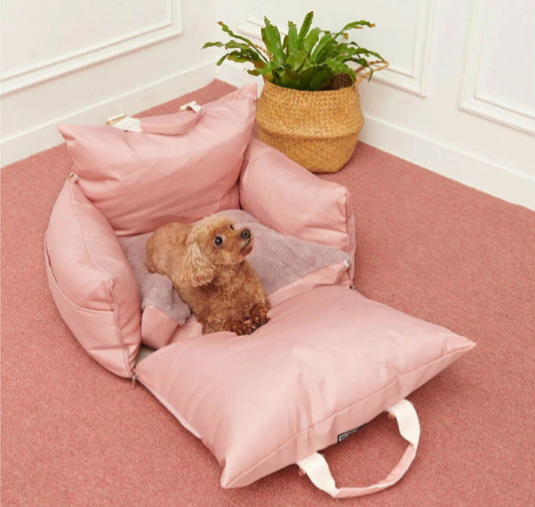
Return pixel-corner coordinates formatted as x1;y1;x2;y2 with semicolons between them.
135;285;475;491
58;85;257;236
240;138;356;277
46;177;141;377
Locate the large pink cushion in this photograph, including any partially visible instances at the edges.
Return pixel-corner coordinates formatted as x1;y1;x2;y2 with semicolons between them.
240;138;356;279
46;176;141;377
58;85;257;236
134;285;475;488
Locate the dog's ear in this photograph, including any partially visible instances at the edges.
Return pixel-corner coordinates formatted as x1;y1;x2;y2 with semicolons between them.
179;242;215;287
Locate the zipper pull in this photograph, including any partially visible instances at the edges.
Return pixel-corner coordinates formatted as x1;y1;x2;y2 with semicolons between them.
131;372;137;388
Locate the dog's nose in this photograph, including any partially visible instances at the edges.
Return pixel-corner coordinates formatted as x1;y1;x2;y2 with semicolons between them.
241;229;251;240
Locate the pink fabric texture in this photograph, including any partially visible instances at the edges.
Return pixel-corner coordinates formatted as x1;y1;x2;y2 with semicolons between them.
240;138;356;280
134;285;475;489
58;84;257;236
45;177;141;377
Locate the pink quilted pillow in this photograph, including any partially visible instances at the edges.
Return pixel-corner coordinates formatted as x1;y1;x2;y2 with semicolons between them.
135;285;475;495
58;85;257;236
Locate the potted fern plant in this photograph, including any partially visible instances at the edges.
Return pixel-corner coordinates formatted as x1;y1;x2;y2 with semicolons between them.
203;12;388;173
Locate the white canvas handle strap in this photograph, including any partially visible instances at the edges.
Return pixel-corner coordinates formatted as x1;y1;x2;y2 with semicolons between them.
106;101;204;135
297;399;420;499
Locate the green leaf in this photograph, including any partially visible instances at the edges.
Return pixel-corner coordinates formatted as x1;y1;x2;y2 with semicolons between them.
261;17;283;64
347;57;369;68
297;67;317;89
296;11;314;49
216;53;231;66
310;31;334;62
316;38;338;63
228;54;252;64
224;40;252;51
299;58;313;72
288;22;298;52
217;21;268;62
248;60;282;84
217;50;264;69
341;20;376;31
324;59;356;81
223;41;265;65
308;67;334;90
328;20;377;48
340;43;384;61
358;47;384;61
279;69;302;89
253;60;282;76
302;27;322;53
287;49;308;71
202;41;225;49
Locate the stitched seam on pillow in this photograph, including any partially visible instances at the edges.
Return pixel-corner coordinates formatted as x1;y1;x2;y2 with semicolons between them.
68;181;132;376
227;345;472;487
343;187;351;254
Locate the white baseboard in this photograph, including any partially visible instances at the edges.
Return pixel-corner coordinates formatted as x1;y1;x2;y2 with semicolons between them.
359;116;535;211
1;61;216;167
218;62;535;211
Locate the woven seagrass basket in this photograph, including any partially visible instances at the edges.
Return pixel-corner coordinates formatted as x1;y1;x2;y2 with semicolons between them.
256;63;388;173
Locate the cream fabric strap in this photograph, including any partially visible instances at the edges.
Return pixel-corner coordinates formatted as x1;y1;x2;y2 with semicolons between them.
107;101;202;133
297;399;420;499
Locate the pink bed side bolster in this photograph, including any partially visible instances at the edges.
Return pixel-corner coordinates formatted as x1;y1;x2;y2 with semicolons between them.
45;178;141;377
240;138;356;281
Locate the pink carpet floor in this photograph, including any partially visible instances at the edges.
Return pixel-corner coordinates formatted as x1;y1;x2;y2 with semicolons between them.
2;80;534;507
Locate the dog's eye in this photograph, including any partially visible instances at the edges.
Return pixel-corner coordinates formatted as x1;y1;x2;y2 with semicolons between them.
214;236;223;246
229;224;234;230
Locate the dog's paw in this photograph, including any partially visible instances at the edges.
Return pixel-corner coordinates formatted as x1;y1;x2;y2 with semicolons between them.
251;314;270;328
223;320;255;336
249;304;270;330
241;320;259;335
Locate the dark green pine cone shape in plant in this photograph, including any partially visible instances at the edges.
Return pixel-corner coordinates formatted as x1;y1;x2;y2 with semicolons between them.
202;11;386;91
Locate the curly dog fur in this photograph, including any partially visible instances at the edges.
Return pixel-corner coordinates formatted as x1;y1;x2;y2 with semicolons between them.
146;216;270;335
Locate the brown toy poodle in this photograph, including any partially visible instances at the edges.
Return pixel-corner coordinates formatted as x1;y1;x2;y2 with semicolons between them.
146;216;270;335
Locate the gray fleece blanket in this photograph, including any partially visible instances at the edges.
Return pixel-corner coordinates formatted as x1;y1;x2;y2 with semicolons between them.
119;210;349;324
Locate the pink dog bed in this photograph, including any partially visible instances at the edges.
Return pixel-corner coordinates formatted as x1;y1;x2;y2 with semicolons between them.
46;86;475;498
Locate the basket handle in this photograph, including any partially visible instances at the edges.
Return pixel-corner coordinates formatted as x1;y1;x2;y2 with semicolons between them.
355;60;390;86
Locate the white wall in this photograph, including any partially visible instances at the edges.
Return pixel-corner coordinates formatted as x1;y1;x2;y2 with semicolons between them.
2;0;534;210
1;0;218;166
215;0;535;210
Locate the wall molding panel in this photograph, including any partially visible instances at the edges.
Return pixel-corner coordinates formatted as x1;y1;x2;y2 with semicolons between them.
459;0;535;135
372;0;436;97
1;0;183;96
